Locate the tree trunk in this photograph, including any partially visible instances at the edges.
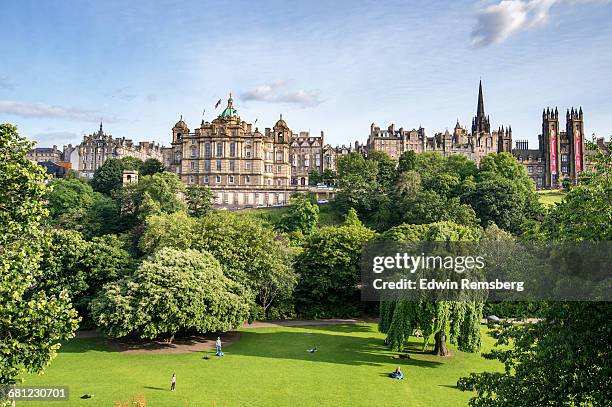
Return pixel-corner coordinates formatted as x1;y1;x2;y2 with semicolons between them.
433;331;450;356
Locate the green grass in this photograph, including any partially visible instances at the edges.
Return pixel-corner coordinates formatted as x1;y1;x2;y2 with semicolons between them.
242;203;342;227
537;190;566;206
22;324;503;406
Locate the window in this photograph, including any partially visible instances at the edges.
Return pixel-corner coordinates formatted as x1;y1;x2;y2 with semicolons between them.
245;175;250;183
537;178;543;186
246;150;251;158
229;160;235;171
216;160;222;171
245;161;251;170
265;164;272;173
230;142;236;157
276;151;283;162
228;175;234;183
276;165;282;173
267;179;272;186
175;152;181;162
528;166;533;174
205;143;211;158
189;175;194;184
204;175;209;183
204;160;211;171
538;167;543;173
562;155;568;162
190;161;196;170
265;151;271;160
216;175;221;183
216;142;223;157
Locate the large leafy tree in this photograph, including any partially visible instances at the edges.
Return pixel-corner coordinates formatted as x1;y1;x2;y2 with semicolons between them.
45;177;95;218
140;158;165;176
139;211;196;255
0;123;78;384
279;193;319;235
91;248;251;341
378;222;483;356
184;184;214;217
294;222;375;318
91;158;125;195
192;211;296;316
334;152;380;216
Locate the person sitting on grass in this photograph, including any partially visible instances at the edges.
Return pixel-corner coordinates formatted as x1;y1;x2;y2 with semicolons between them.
389;366;404;380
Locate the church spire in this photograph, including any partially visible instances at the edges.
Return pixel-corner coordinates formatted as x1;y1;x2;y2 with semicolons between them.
477;79;485;119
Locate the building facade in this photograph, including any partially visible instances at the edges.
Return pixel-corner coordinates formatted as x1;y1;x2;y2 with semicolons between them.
65;123;163;178
27;145;63;163
513;107;586;188
163;95;308;207
290;131;324;186
367;81;512;164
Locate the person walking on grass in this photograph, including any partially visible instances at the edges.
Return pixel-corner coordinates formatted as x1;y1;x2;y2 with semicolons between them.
170;373;176;391
216;337;222;354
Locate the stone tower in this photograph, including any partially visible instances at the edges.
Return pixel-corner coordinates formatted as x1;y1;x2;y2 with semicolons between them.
472;80;490;135
566;107;585;185
542;107;560;188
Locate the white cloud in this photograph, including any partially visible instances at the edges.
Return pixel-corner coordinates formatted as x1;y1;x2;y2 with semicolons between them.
470;0;609;47
32;131;80;146
241;81;324;108
0;100;109;122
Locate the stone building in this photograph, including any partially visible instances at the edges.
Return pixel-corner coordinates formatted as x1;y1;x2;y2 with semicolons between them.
513;107;586;188
163;95;307;207
64;123;163;178
290;131;325;186
367;81;512;164
27;145;63;163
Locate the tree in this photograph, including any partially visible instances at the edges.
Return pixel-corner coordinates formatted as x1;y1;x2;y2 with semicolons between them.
367;150;397;192
192;212;296;316
308;169;321;186
91;248;251;341
140;158;165;176
139;211;196;255
334;152;380;216
120;156;144;171
378;222;483;356
397;190;479;228
0;123;78;384
185;184;214;217
343;208;362;227
464;177;528;234
91;158;125;195
279;193;319;234
45;178;95;219
294;223;375;318
398;150;417;173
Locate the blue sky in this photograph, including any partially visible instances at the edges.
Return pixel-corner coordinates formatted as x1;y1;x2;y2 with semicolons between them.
1;0;611;149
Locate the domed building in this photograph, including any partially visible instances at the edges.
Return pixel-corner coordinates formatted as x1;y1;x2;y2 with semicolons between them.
163;94;307;207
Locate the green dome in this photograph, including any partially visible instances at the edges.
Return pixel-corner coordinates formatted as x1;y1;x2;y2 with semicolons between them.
219;94;238;118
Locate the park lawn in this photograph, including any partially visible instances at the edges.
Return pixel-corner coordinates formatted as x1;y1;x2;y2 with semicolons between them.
537;189;566;206
22;324;502;407
243;203;342;227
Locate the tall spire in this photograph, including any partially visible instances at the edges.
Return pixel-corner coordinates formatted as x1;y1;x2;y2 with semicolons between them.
477;79;485;119
99;120;103;134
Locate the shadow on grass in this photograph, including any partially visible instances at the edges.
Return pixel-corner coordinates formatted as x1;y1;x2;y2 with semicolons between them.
143;386;168;391
228;328;443;368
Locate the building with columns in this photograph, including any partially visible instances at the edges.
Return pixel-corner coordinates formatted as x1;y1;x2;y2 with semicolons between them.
163;95;308;207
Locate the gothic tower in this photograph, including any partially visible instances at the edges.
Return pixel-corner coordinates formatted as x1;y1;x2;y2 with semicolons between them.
542;107;560;188
566;107;585;185
472;80;490;135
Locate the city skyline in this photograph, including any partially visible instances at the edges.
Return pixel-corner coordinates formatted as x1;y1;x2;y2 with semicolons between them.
1;0;611;149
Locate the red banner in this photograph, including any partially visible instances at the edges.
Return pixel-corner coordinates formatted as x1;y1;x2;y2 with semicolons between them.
574;129;582;172
550;129;557;175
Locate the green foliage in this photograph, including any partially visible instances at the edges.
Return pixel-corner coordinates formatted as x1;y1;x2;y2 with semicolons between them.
398;150;417;172
184;184;214;217
343;207;362;227
308;168;321;185
120;156;144;171
294;223;375;318
118;171;186;224
192;212;296;316
91;158;125;195
397;190;479;228
367;150;397;192
0;123;78;384
140;158;165;176
45;178;95;218
378;222;483;355
91;248;251;339
279;193;320;235
139;211;196;255
334;152;381;216
463;303;611;406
